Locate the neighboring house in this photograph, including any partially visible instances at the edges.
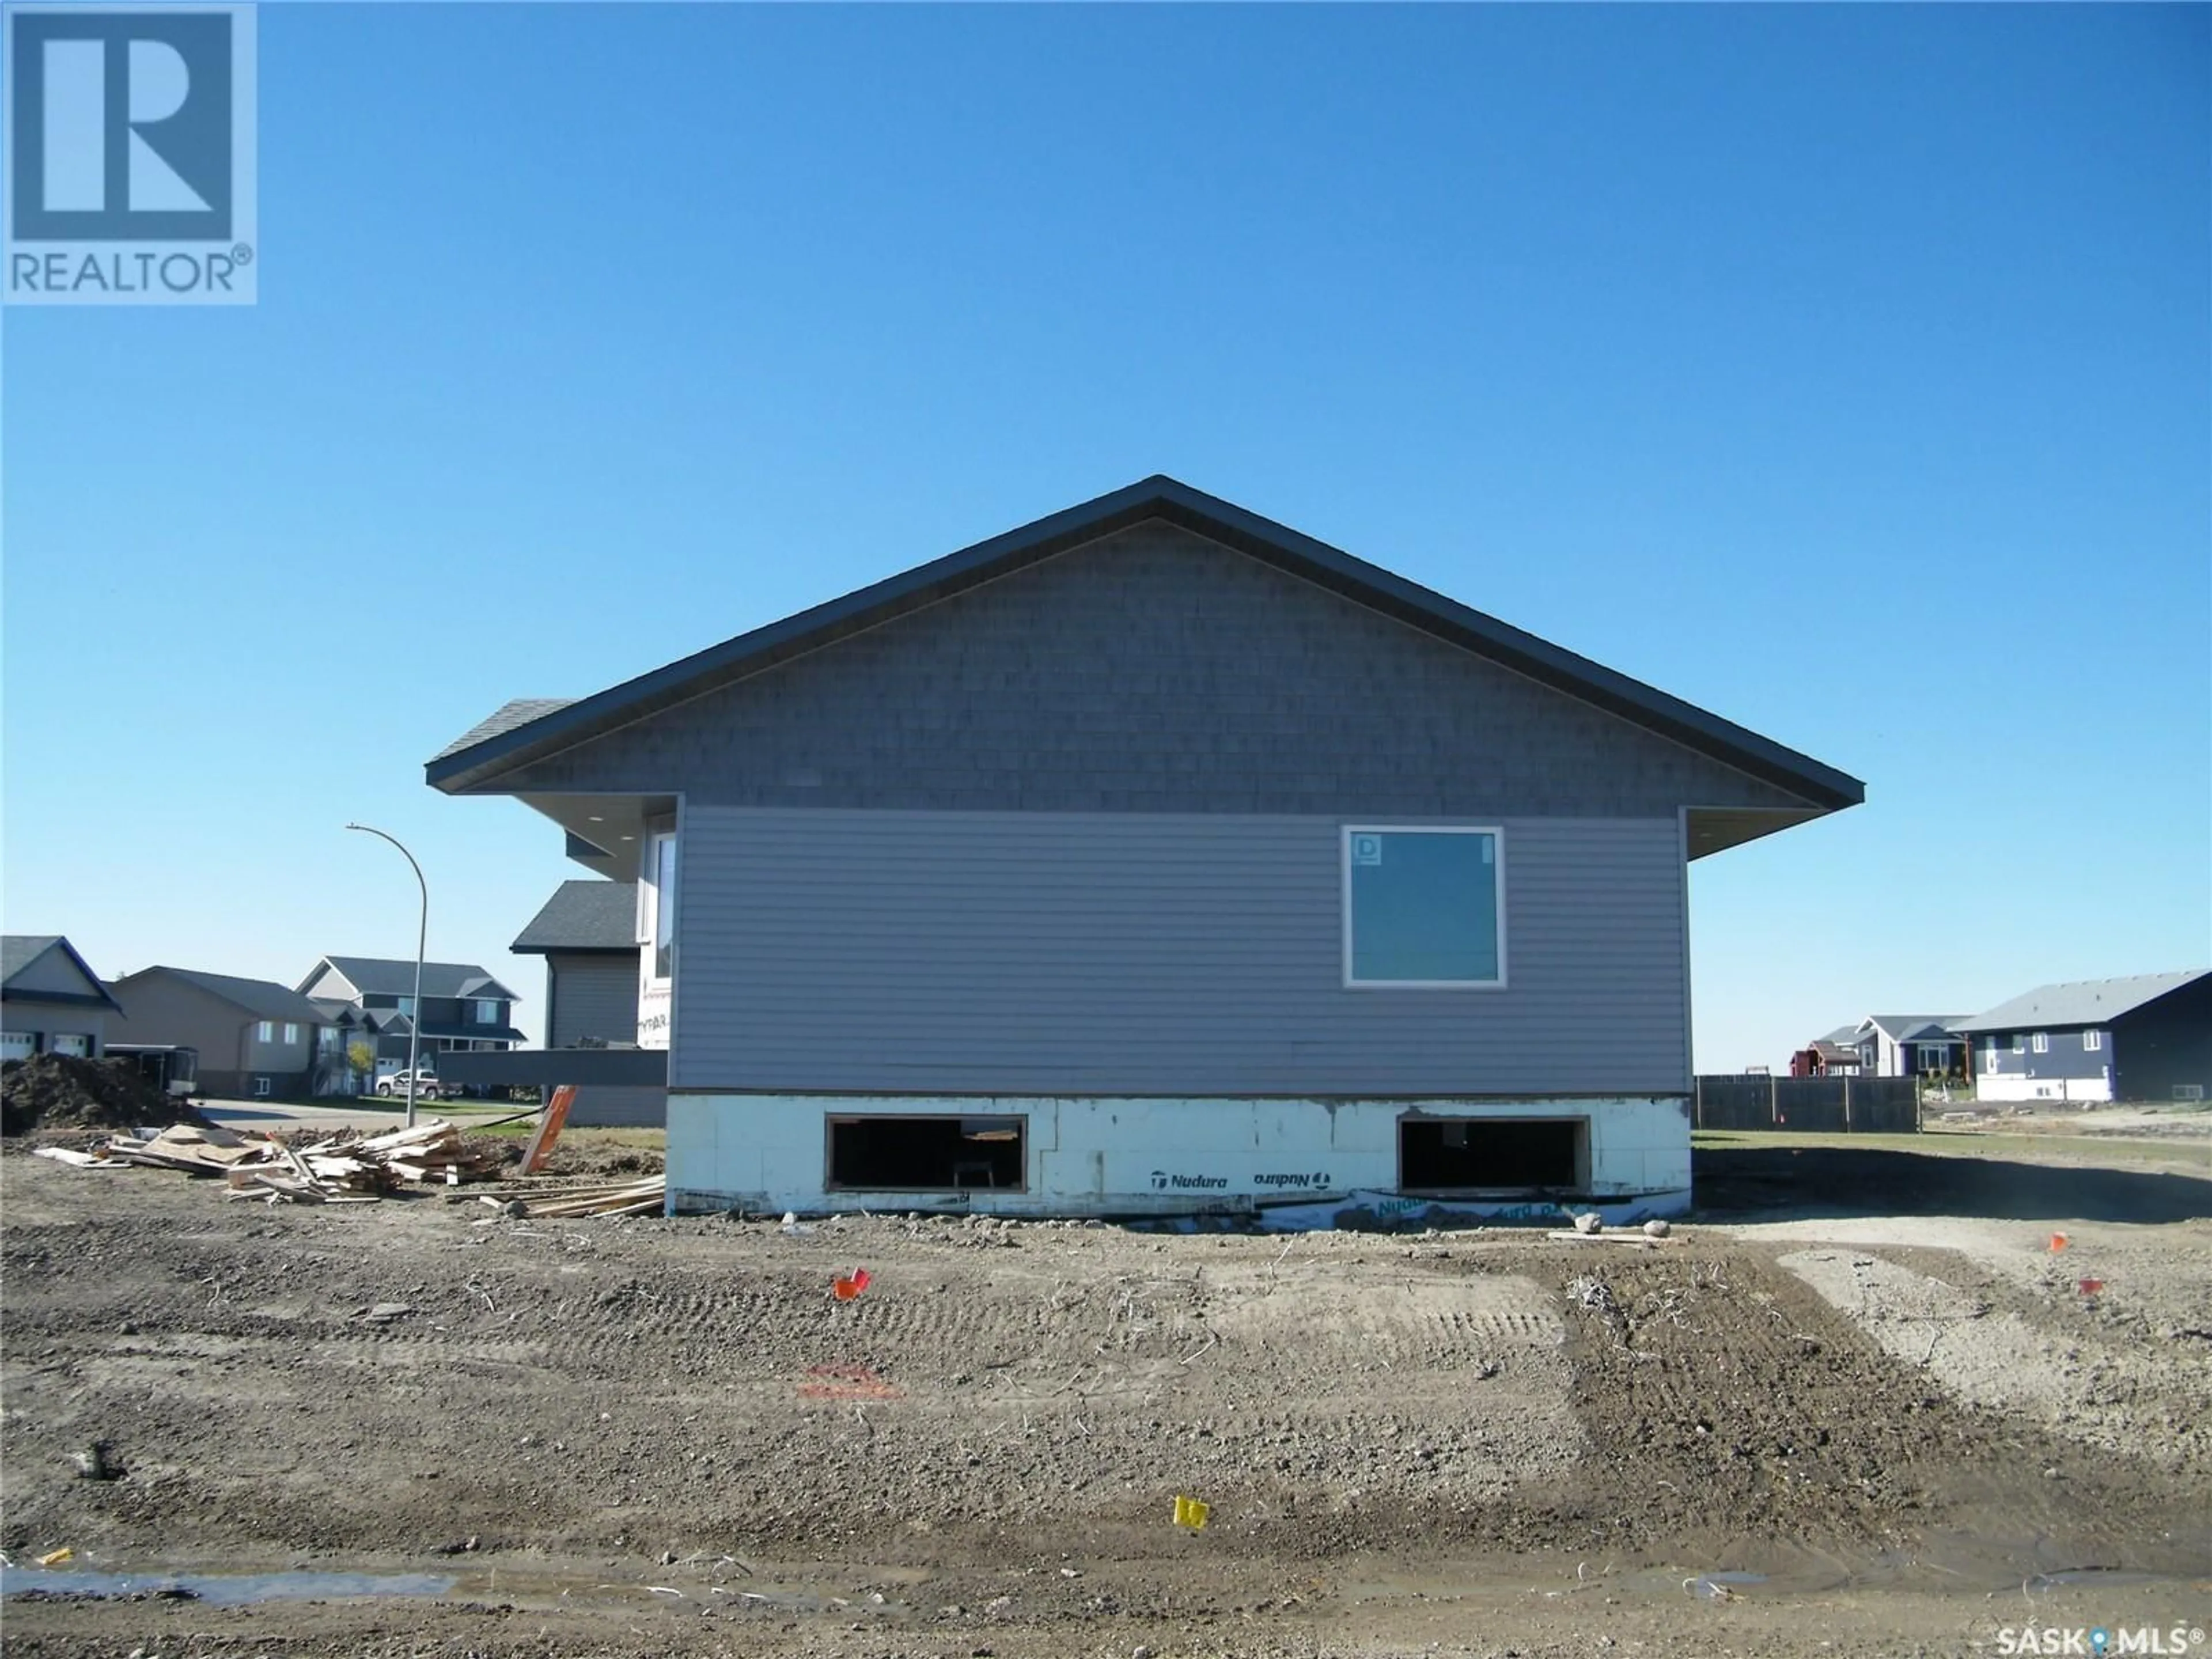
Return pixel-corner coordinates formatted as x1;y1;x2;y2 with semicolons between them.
2;935;122;1062
507;880;665;1127
294;957;525;1081
1853;1014;1967;1080
105;968;332;1099
1955;971;2210;1105
1787;1025;1865;1078
302;998;389;1095
424;475;1862;1218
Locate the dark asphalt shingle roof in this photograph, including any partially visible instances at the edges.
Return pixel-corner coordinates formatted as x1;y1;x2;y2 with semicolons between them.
309;957;522;1003
1952;972;2208;1034
430;699;575;763
511;882;639;953
426;476;1866;812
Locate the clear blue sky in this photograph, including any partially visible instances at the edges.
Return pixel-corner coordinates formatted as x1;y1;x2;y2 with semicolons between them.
5;4;2206;1064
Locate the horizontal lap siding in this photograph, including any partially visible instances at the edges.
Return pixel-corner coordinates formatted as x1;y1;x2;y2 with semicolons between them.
547;953;641;1047
671;808;1687;1097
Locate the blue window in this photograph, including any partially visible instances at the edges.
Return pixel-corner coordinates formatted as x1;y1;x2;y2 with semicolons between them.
1343;827;1504;987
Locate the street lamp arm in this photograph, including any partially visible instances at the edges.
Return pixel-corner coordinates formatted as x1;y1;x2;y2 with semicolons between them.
344;823;430;1128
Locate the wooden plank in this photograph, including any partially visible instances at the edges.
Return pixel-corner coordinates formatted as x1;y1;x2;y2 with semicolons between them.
521;1085;578;1176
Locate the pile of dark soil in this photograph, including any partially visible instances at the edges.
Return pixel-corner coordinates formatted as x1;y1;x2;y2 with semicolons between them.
474;1132;665;1181
1;1053;199;1137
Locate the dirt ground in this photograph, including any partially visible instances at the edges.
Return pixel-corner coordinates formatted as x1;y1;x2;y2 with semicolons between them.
3;1127;2208;1657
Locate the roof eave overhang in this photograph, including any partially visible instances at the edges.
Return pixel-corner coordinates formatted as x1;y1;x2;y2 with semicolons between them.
425;476;1866;813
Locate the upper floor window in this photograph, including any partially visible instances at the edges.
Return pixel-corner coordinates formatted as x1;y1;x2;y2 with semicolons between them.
2084;1029;2103;1052
256;1020;274;1043
2031;1032;2049;1054
282;1022;300;1045
1342;827;1504;988
474;999;499;1024
396;997;415;1017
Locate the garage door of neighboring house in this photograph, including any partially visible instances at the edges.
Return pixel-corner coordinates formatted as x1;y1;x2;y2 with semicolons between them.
51;1034;91;1058
2;1032;34;1062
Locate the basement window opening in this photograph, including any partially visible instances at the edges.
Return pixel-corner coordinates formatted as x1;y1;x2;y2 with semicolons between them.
826;1115;1026;1192
1399;1117;1582;1192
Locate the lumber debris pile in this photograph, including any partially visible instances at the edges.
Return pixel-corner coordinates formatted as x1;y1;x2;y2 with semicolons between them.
82;1119;500;1204
479;1174;665;1219
346;1119;502;1186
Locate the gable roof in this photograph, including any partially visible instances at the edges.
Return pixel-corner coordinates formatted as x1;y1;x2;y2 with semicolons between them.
2;934;124;1009
305;956;522;1003
115;967;328;1025
512;882;639;953
1860;1014;1964;1043
1952;971;2209;1035
1812;1024;1863;1048
426;476;1866;811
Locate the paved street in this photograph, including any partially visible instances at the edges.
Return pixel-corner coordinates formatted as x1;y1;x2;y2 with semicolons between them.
196;1098;519;1135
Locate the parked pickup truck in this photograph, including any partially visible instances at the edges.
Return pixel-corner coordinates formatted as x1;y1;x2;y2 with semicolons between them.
374;1069;446;1100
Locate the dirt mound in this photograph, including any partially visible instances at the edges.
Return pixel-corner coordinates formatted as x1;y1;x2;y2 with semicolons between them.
473;1132;665;1181
1;1053;197;1137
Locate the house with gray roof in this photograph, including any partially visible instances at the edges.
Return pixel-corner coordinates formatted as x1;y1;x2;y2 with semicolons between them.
1954;971;2210;1104
295;956;524;1088
425;476;1862;1218
1852;1014;1967;1080
2;935;122;1063
506;881;662;1127
105;967;336;1100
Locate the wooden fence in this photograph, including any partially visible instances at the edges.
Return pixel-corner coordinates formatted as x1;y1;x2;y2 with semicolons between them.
1692;1074;1920;1134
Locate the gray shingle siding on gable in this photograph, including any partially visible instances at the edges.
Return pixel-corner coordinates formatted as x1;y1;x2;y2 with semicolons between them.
493;524;1808;819
669;806;1688;1097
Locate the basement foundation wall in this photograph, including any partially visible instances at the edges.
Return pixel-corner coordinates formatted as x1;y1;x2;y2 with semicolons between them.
666;1094;1691;1219
1975;1074;2115;1104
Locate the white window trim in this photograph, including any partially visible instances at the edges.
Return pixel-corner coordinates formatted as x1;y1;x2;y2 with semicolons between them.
253;1076;271;1097
2082;1029;2101;1052
256;1020;274;1043
282;1022;299;1044
2031;1032;2049;1054
1340;824;1508;991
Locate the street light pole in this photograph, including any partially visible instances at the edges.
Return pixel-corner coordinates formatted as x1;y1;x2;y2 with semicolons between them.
345;823;427;1128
